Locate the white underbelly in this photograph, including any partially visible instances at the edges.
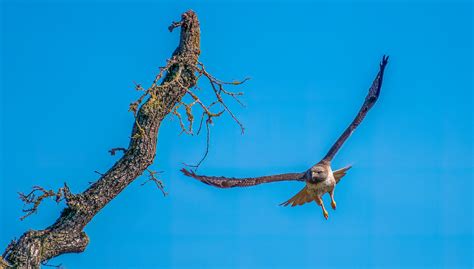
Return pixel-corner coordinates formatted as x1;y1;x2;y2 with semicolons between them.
306;172;335;197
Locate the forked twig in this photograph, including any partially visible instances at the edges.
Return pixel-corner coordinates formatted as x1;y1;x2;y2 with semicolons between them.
184;117;212;170
18;184;72;221
141;169;167;196
168;63;248;169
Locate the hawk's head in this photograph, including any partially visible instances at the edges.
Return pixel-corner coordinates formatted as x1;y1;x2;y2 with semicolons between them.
308;165;328;183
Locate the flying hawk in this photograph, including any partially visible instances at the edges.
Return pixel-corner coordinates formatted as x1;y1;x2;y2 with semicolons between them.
182;55;389;219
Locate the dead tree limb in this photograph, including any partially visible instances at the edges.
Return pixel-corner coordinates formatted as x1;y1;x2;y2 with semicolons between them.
2;10;203;268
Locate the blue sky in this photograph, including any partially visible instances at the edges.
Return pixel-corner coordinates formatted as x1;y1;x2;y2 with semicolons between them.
1;0;472;268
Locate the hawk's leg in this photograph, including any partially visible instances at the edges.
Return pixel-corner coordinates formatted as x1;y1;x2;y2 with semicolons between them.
330;190;337;210
315;197;329;219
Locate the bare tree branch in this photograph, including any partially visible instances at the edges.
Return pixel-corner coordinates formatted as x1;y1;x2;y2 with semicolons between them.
182;56;389;188
3;10;202;268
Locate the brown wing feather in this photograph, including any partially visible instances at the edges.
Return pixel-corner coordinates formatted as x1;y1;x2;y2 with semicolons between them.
280;186;314;207
333;165;352;184
322;55;388;162
181;168;305;188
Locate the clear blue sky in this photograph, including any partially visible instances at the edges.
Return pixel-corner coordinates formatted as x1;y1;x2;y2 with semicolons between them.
1;0;472;268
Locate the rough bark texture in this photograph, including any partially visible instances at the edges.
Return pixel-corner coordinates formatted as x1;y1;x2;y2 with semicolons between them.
2;10;200;269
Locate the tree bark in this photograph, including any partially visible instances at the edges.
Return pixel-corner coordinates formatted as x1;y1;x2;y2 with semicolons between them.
2;10;201;269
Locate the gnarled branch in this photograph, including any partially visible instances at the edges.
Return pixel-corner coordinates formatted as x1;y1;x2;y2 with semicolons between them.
3;10;201;268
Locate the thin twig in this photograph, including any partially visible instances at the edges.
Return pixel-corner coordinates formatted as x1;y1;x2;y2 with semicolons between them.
194;62;248;133
184;117;213;171
18;184;71;221
141;169;167;196
168;62;248;168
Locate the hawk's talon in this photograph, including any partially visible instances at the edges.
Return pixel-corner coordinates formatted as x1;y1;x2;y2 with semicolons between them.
323;210;329;220
331;201;337;210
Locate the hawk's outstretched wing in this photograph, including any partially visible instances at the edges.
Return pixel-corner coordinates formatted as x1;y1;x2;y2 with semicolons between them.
181;168;305;188
322;56;389;162
182;56;388;189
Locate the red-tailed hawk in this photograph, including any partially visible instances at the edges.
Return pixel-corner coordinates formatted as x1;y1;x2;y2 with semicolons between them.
182;55;389;219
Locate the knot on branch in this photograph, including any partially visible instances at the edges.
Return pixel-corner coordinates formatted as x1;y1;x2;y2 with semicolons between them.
18;183;75;221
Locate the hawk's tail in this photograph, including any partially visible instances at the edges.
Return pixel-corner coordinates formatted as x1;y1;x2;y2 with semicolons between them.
280;165;352;207
280;186;314;207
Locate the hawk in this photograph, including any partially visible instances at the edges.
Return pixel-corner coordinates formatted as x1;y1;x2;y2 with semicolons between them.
182;55;389;219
